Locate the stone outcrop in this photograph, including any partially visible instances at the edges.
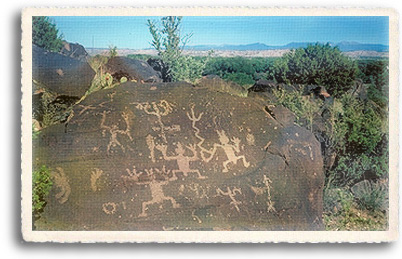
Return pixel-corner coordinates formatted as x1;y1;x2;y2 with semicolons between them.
34;81;324;231
105;57;162;83
60;41;89;62
33;44;95;97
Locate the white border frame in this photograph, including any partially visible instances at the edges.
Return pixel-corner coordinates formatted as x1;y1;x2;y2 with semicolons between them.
21;7;399;243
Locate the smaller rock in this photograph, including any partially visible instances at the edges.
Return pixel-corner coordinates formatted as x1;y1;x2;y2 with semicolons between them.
60;41;89;62
248;79;277;93
105;57;162;83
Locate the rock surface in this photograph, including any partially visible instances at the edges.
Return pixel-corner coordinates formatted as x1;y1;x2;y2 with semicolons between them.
60;41;89;62
34;81;324;231
32;44;95;97
105;57;162;83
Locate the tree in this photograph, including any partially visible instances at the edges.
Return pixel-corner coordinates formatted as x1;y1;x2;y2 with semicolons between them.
32;16;64;52
147;16;206;83
273;43;358;97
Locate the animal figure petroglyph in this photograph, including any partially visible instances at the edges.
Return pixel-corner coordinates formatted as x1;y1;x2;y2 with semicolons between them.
100;111;133;154
156;142;206;179
51;167;71;204
131;100;174;142
216;187;242;212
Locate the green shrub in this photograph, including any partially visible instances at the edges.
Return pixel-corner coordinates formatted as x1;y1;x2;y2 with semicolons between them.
341;93;384;154
223;72;255;86
147;16;208;83
351;180;388;212
127;54;157;61
108;45;118;58
327;153;388;187
357;59;389;87
32;16;64;52
273;43;358;97
203;57;277;85
324;187;354;215
272;88;322;131
33;165;53;218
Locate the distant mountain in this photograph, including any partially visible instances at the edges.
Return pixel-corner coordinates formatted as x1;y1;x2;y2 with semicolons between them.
184;41;389;52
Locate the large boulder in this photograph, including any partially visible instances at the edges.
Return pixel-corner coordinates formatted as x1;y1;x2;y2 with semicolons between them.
34;82;324;231
59;41;89;62
33;44;95;97
105;57;162;83
195;75;248;97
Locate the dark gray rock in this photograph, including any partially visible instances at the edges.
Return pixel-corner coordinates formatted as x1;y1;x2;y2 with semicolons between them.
105;57;162;83
34;81;324;231
32;44;95;97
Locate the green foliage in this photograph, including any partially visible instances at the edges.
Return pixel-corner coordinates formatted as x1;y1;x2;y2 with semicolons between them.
108;45;118;58
340;93;384;154
272;88;322;131
32;16;64;52
351;180;388;212
204;57;277;85
328;153;388;187
357;59;389;87
273;43;358;96
127;54;157;61
147;16;207;83
223;73;254;86
324;187;354;215
120;76;128;83
33;165;53;218
32;123;40;139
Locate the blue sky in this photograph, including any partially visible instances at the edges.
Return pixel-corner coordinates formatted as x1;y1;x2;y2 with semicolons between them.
50;16;389;49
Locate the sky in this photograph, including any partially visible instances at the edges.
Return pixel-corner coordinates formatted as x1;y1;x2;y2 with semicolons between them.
49;16;389;49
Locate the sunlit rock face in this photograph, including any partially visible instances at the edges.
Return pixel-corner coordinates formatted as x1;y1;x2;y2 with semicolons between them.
34;81;324;231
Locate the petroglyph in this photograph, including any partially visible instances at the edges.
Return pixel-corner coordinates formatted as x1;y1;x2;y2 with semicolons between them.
216;187;242;212
188;183;208;199
90;168;103;192
210;130;250;173
102;202;117;215
136;173;179;218
250;175;276;213
146;135;156;162
51;167;71;204
152;124;181;133
246;133;255;145
187;105;250;172
156;142;206;179
131;100;174;142
192;210;202;224
100;110;133;154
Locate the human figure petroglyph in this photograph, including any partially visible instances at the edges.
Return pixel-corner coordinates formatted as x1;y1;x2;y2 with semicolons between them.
216;187;242;212
250;175;276;213
90;168;103;192
136;173;179;218
100;110;133;154
156;142;206;179
209;130;250;173
131;100;174;142
187;105;250;172
51;167;71;204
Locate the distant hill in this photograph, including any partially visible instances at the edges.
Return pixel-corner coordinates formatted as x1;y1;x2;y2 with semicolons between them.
184;41;389;52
